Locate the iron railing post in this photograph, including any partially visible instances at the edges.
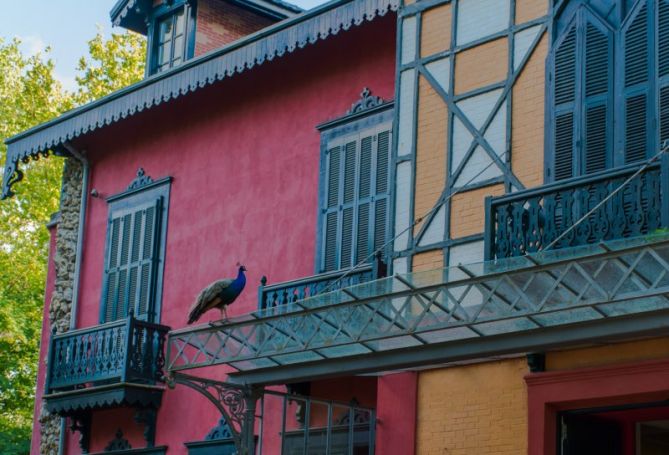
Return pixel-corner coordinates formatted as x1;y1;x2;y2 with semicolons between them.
484;195;493;261
661;152;669;228
122;314;134;383
44;325;57;395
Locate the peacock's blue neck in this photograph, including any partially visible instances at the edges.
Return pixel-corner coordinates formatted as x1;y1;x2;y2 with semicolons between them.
232;269;247;292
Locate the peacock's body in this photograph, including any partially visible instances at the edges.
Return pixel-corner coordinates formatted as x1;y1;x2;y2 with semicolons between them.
187;265;246;324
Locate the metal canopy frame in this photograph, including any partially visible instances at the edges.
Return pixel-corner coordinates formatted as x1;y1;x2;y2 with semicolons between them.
167;235;669;384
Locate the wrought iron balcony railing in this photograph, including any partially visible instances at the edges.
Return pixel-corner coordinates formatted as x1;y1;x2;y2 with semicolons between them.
45;315;170;395
485;163;665;260
258;256;387;311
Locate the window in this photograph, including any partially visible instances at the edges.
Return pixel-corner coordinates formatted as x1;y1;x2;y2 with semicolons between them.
149;1;195;75
548;0;669;181
317;105;393;273
100;176;170;323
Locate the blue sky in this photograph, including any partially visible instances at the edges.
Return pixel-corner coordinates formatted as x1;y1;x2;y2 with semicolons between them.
1;0;324;92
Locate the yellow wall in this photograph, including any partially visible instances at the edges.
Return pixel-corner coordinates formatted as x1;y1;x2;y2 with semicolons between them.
414;75;448;233
416;358;528;455
454;38;509;95
412;249;444;272
450;184;505;239
512;33;548;189
421;4;452;58
546;337;669;371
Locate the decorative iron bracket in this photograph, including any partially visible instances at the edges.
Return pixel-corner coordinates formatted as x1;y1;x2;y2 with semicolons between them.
70;411;92;454
134;407;158;447
167;372;262;454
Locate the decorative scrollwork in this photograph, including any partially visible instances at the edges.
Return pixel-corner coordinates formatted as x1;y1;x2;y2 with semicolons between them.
1;158;24;199
346;87;385;115
205;417;234;441
170;372;260;451
127;168;154;191
104;429;131;452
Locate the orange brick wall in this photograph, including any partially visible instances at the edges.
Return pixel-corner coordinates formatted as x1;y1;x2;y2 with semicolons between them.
195;0;275;56
420;4;451;57
450;184;505;239
512;33;548;189
454;37;508;95
516;0;549;24
416;358;528;454
414;75;448;233
412;249;444;272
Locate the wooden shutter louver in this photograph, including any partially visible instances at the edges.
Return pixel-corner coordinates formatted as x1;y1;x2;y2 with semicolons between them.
623;1;651;164
659;0;669;77
324;147;340;271
374;131;390;251
553;24;577;180
102;197;163;322
321;127;391;272
583;20;611;173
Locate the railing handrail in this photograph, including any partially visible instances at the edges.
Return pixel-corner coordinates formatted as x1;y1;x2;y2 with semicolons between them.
261;264;374;292
489;162;656;206
50;318;127;340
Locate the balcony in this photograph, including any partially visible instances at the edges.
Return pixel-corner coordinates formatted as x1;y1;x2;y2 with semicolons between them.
485;163;665;260
258;257;387;311
44;316;170;415
167;234;669;384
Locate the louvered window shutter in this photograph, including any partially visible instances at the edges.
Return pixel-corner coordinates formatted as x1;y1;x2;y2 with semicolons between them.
658;1;669;147
552;23;577;181
102;197;163;322
321;127;392;272
622;1;652;164
583;19;612;173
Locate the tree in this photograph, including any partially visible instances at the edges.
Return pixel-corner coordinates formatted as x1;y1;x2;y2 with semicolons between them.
0;38;72;455
0;30;145;455
75;30;146;105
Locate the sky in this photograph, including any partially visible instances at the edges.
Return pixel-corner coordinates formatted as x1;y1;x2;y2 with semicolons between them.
1;0;325;92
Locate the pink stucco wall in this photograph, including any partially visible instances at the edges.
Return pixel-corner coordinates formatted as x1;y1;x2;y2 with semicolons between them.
30;223;57;455
52;14;397;454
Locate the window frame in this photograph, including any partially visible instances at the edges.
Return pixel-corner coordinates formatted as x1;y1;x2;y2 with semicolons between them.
315;103;394;274
147;0;197;76
99;176;171;324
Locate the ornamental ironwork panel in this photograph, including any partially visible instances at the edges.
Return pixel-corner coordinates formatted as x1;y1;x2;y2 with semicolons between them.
258;256;386;311
486;164;664;260
46;316;169;394
167;235;669;377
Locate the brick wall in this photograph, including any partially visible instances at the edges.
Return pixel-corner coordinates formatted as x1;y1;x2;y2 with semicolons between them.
195;0;275;56
416;358;529;455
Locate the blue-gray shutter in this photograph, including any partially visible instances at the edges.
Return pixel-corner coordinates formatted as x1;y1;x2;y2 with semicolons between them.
659;1;669;147
321;127;392;272
102;197;163;322
583;19;612;173
373;130;390;252
622;0;651;164
553;23;577;181
324;146;340;271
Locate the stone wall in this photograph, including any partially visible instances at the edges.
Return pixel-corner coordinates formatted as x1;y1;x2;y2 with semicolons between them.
39;157;83;455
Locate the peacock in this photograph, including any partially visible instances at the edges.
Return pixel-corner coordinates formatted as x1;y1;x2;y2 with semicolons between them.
187;264;247;324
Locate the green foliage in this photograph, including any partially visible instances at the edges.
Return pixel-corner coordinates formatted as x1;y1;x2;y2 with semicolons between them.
75;30;146;104
0;30;145;454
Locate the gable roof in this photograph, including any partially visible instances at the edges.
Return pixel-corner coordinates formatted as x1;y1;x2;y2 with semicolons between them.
2;0;398;199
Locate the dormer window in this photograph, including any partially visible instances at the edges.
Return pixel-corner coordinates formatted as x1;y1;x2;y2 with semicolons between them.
148;0;196;75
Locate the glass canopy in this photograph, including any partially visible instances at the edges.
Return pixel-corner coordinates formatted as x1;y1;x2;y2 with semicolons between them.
167;234;669;380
